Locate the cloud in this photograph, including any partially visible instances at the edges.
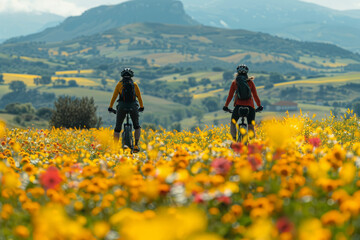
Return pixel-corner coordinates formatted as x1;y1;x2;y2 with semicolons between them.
0;0;128;16
0;0;85;16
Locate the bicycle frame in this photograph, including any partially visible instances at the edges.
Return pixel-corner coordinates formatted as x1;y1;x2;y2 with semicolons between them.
109;108;134;152
122;112;134;152
225;106;262;144
237;107;250;144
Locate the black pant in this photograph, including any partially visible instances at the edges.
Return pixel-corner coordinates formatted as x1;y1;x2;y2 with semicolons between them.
231;105;256;125
114;106;140;133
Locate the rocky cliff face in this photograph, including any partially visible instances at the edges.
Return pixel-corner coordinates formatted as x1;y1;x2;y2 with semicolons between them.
7;0;198;43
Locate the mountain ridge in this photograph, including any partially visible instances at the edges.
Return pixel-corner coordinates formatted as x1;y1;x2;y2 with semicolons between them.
6;0;198;43
0;12;64;41
181;0;360;53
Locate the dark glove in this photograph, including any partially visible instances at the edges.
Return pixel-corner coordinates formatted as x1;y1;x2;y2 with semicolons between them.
138;107;144;112
108;107;116;114
256;106;264;112
223;106;229;112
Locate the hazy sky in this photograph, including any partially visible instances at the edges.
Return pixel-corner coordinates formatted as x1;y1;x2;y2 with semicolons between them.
0;0;359;16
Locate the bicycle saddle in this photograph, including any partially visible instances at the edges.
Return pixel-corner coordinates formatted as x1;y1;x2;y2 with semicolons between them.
238;107;249;117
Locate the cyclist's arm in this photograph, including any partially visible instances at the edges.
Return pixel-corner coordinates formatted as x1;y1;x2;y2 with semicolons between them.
109;83;121;108
134;83;144;108
249;81;261;107
224;81;236;107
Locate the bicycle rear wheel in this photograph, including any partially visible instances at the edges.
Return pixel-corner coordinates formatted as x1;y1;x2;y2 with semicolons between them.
122;123;133;151
237;124;248;144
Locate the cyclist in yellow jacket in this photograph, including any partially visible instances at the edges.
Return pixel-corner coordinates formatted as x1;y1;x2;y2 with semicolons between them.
108;68;144;152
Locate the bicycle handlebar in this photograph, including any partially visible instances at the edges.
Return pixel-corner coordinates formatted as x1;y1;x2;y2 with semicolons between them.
108;108;144;114
109;108;117;114
224;107;263;113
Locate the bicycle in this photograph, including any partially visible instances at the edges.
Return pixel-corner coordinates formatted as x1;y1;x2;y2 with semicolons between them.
109;108;134;153
225;106;262;143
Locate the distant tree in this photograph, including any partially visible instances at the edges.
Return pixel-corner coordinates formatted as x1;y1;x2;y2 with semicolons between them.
173;92;193;106
353;101;360;116
212;67;223;72
54;79;66;86
188;77;197;87
200;78;211;85
173;109;185;121
194;110;205;124
68;80;78;87
9;81;27;92
269;72;284;83
34;77;41;86
170;122;181;132
50;96;102;129
36;107;54;120
40;76;52;85
101;78;108;89
202;97;220;112
5;103;35;114
264;83;274;89
223;71;234;82
0;74;4;84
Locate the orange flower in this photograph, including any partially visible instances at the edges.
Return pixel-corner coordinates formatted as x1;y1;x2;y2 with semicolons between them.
13;225;30;239
321;210;348;226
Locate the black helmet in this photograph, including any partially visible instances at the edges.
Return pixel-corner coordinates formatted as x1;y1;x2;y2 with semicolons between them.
121;68;134;78
236;64;249;74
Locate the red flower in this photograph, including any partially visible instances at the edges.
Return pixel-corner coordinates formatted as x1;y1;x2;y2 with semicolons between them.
308;137;321;148
40;166;62;190
216;195;231;205
248;143;263;154
276;217;293;233
230;142;243;153
248;156;262;171
211;158;232;176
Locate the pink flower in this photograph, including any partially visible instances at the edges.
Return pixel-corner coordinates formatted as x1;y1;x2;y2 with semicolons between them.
194;193;204;203
308;137;321;148
40;166;62;190
211;158;232;176
216;195;231;205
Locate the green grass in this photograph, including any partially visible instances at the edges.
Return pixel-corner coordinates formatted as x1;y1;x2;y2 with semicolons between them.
0;85;10;96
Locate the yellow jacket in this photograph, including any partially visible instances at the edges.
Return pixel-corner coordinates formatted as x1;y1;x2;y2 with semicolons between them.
109;80;144;108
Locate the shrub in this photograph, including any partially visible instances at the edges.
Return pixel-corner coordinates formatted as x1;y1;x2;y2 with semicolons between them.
36;107;54;120
50;96;102;129
5;103;35;114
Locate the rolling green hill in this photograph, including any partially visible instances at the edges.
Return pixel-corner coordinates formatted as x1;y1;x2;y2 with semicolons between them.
1;22;359;77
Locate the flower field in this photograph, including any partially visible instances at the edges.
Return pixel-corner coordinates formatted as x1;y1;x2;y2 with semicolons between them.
1;111;360;240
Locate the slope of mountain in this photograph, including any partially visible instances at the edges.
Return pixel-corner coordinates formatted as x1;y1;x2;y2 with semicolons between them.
0;12;64;41
181;0;360;53
6;0;198;43
1;23;359;76
343;10;360;19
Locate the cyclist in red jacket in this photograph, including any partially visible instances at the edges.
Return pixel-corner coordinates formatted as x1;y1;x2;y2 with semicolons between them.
223;64;263;140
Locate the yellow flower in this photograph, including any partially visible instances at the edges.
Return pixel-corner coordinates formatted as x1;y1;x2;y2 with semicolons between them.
298;218;331;240
245;218;276;240
93;221;110;239
339;162;356;184
23;163;37;176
